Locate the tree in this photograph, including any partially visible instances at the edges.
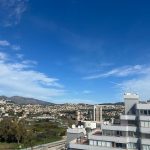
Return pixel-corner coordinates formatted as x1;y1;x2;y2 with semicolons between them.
13;119;26;145
0;118;14;142
23;129;35;149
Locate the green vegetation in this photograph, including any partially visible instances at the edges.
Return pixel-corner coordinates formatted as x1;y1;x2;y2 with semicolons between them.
0;143;18;149
0;118;66;149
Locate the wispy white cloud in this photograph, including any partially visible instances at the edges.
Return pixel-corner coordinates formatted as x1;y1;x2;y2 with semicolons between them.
22;60;38;65
16;54;24;59
12;45;21;51
83;90;92;94
0;40;10;46
0;40;21;53
120;75;150;100
0;0;28;27
84;65;148;80
0;52;7;61
0;52;65;101
96;65;150;100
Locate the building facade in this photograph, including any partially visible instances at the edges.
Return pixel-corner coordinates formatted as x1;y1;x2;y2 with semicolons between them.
67;93;150;150
94;105;102;122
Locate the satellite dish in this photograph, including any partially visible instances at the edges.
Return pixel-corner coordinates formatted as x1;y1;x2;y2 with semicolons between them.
78;126;81;128
72;124;75;129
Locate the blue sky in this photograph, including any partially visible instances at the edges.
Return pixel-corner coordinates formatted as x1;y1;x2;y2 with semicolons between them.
0;0;150;104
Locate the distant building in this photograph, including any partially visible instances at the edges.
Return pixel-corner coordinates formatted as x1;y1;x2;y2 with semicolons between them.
76;109;93;121
94;105;102;122
76;105;102;122
67;93;150;150
0;99;6;104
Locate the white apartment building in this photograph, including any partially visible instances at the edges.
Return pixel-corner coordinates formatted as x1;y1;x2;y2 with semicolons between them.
67;93;150;150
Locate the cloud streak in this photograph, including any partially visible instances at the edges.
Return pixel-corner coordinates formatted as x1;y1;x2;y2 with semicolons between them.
0;0;28;27
83;65;149;79
88;64;150;100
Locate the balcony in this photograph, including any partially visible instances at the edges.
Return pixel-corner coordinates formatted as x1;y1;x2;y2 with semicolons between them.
120;115;136;120
69;143;129;150
67;128;86;134
101;124;137;132
140;127;150;134
139;115;150;121
88;134;138;144
141;138;150;145
136;104;150;110
69;139;128;150
68;134;138;150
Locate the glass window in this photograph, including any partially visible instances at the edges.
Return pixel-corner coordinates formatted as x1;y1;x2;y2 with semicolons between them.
103;130;106;135
145;122;149;128
144;110;148;115
106;142;111;147
141;110;144;115
148;110;150;115
98;141;102;146
102;141;105;147
127;143;136;149
141;121;145;127
89;140;93;145
93;140;97;146
142;145;150;150
141;121;150;128
128;131;135;137
122;131;126;136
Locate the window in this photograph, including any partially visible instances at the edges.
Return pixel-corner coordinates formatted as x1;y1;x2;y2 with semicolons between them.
98;141;102;146
141;110;144;115
145;122;149;128
122;131;126;136
106;142;111;147
144;110;148;115
127;143;136;149
93;140;97;146
141;110;150;115
141;121;150;128
142;145;150;150
141;121;145;127
97;141;112;147
103;130;113;136
128;131;135;137
141;133;150;139
89;140;93;145
102;141;105;147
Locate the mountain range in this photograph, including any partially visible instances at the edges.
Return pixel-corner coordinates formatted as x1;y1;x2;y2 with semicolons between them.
0;96;54;105
0;95;124;105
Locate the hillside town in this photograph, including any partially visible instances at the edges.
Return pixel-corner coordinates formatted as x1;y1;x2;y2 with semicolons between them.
0;97;124;123
0;96;125;149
